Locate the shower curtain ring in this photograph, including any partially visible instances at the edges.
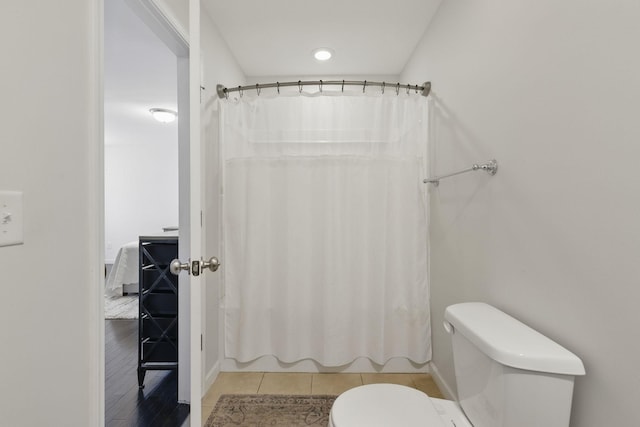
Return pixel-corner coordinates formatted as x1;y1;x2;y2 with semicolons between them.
363;80;367;93
277;82;280;94
239;86;243;97
396;83;400;96
406;85;410;95
382;82;385;94
415;85;419;94
341;80;345;92
298;80;303;93
319;80;323;93
256;83;261;96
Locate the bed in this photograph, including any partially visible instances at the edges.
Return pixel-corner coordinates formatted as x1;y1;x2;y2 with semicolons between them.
106;240;139;296
105;229;179;296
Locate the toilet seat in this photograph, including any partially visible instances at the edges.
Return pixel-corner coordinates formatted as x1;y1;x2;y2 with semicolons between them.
329;384;446;427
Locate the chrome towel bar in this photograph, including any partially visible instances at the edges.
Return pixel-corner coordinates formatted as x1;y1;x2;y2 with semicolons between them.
424;160;498;187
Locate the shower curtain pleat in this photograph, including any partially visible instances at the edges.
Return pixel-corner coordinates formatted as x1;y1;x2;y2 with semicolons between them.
221;92;430;366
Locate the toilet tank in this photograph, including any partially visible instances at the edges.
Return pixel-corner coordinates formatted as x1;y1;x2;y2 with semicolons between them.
444;303;585;427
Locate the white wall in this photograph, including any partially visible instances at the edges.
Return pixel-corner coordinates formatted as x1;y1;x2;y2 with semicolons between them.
199;8;246;391
245;75;401;88
104;141;178;262
402;1;640;426
0;1;101;426
104;0;179;263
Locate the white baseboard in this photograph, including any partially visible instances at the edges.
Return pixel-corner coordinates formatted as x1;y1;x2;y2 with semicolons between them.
220;356;430;373
429;361;457;401
203;360;221;397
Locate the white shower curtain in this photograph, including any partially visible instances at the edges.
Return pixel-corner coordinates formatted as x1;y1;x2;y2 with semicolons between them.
221;92;430;366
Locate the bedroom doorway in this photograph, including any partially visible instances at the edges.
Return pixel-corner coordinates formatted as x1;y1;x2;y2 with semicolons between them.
103;0;193;423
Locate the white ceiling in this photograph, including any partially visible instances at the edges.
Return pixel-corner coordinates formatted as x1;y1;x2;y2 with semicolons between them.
104;0;178;146
202;0;442;77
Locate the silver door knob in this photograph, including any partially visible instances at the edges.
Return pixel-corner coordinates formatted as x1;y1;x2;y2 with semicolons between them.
170;259;190;276
201;256;220;272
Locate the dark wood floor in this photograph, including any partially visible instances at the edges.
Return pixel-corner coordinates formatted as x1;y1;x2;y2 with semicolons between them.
105;319;189;427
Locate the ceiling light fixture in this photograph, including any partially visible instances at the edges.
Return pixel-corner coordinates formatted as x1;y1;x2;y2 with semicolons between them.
313;48;333;61
149;108;177;123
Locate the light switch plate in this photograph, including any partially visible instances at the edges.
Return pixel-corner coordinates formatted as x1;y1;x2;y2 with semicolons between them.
0;191;24;247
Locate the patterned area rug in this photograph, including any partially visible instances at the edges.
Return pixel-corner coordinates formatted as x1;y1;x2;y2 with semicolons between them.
205;394;337;427
104;295;138;319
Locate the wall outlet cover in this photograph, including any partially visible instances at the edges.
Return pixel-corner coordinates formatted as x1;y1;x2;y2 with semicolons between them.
0;191;24;247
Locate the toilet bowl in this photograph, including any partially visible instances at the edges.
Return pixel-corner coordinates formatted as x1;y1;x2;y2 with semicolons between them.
328;302;585;427
328;383;471;427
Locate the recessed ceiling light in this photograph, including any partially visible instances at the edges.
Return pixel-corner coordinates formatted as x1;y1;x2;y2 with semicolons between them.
149;108;177;123
313;48;333;61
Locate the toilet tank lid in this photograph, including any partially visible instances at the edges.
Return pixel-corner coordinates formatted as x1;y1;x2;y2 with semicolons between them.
444;302;585;376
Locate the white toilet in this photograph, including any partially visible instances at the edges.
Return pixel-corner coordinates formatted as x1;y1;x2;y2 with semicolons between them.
329;302;585;427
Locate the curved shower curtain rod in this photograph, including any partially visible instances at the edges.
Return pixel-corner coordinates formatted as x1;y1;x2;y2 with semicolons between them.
216;80;431;99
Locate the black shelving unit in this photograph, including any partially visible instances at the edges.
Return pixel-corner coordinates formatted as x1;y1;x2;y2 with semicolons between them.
137;235;179;388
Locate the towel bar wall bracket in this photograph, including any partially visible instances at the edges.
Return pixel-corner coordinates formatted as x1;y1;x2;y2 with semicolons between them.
424;159;498;187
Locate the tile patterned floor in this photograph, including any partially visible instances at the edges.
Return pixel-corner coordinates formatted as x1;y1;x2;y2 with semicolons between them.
201;372;445;426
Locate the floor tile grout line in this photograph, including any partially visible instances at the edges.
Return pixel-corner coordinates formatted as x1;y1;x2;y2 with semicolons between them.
256;372;265;393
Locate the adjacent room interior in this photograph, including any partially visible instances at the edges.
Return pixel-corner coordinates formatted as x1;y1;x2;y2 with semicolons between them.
103;0;183;424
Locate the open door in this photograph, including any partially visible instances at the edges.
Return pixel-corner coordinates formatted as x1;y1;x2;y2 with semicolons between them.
169;1;216;424
187;2;206;423
125;0;216;423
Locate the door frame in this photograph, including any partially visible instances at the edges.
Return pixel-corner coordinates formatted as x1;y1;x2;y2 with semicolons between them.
99;0;195;416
